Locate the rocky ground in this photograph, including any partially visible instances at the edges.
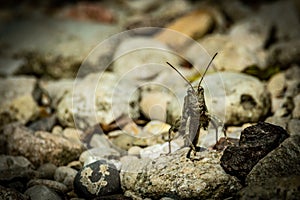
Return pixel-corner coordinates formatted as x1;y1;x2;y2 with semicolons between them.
0;0;300;199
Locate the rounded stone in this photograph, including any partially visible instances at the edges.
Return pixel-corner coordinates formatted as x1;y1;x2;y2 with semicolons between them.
74;160;121;198
54;166;78;191
25;185;62;200
198;72;271;125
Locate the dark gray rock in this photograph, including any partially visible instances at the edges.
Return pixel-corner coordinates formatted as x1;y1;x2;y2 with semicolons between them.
238;175;300;200
0;57;25;77
220;122;289;181
54;166;77;191
37;163;57;179
0;185;29;200
25;185;62;200
74;160;121;198
246;135;300;185
0;155;36;182
267;40;300;68
28;115;57;132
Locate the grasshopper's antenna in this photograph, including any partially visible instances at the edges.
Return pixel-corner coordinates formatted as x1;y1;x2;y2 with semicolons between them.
198;52;218;88
166;62;195;91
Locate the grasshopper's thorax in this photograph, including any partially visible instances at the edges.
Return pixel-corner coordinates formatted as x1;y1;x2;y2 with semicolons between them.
197;86;207;112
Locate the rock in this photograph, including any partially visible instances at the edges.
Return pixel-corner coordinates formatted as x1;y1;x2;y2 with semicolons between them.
37;163;57;180
112;37;181;81
197;34;261;71
259;0;300;41
221;122;289;181
0;57;25;77
142;120;170;141
109;131;135;151
0;16;120;79
0;155;36;183
0;185;30;200
229;16;271;52
62;128;83;145
238;175;300;200
56;2;116;23
124;0;190;30
293;94;300;119
127;146;142;156
57;72;140;129
89;133;111;149
267;72;286;98
155;8;214;49
267;39;300;68
246;134;300;185
74;160;121;198
6;125;83;167
121;148;241;199
79;147;120;166
265;116;290;130
0;76;39;127
288;119;300;136
139;142;181;159
28;115;57;132
196;72;270;125
39;79;74;108
221;0;253;22
140;91;173;121
27;179;68;193
25;185;62;200
54;166;78;191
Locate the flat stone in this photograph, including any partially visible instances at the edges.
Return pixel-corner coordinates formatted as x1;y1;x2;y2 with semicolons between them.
25;185;62;200
6;125;83;167
121;148;241;199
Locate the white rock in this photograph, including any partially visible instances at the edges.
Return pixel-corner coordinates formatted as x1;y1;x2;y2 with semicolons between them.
0;76;39;127
197;72;271;125
112;37;181;81
57;72;140;129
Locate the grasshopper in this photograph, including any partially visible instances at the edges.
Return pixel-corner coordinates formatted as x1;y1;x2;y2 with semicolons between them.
166;53;224;159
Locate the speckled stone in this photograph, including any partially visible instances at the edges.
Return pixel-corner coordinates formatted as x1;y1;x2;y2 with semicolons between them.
121;148;242;199
74;160;121;198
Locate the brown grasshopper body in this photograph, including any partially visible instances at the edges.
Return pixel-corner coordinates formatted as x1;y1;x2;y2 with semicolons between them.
167;53;222;159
